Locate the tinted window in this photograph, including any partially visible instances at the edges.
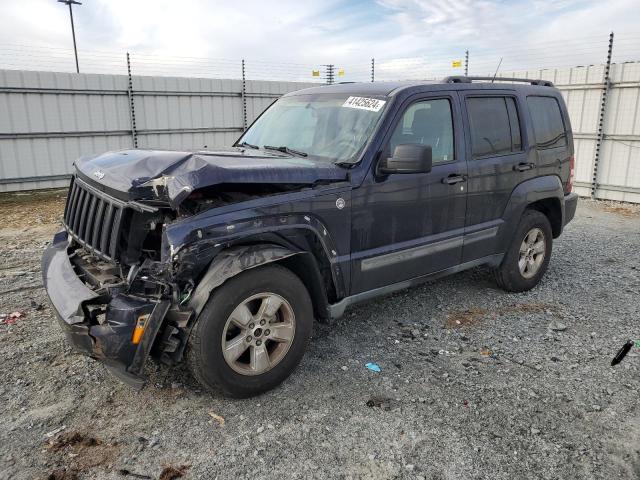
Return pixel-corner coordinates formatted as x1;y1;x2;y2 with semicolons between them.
527;96;567;149
467;97;522;158
389;99;454;164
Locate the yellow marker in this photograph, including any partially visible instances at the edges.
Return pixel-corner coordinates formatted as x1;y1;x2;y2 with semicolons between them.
452;60;462;68
312;70;320;77
132;314;150;345
338;69;345;76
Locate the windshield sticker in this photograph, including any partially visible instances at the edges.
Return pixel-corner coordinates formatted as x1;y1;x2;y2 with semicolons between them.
342;96;386;112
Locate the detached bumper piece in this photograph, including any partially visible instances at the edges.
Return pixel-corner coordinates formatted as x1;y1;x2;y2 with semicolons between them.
42;230;170;388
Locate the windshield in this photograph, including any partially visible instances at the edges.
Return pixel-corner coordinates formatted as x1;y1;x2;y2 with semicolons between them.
237;93;388;164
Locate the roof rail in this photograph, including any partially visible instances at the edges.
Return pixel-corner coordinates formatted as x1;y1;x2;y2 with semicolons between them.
443;76;554;87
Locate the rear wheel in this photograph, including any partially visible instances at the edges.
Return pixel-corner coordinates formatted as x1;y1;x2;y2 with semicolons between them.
494;209;552;292
186;264;313;397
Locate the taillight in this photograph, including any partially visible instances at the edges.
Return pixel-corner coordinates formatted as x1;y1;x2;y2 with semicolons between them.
566;155;575;193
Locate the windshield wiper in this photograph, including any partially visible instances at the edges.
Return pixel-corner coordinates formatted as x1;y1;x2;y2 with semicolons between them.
334;161;356;169
263;145;308;157
237;141;259;149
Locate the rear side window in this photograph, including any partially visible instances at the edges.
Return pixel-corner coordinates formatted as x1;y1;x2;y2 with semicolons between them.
467;97;522;158
527;96;567;149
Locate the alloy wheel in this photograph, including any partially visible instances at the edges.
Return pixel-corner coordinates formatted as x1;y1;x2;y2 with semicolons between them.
221;293;296;376
518;227;546;279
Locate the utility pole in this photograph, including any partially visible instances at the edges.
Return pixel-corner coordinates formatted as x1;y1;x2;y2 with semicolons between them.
371;58;375;82
58;0;82;73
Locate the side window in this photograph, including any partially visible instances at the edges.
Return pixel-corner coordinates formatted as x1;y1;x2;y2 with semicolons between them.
527;96;567;149
389;99;454;164
467;97;522;158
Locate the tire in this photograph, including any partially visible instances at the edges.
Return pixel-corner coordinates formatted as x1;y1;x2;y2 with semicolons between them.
494;209;553;292
186;264;313;398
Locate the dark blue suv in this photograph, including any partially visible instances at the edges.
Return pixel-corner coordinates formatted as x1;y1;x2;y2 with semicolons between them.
42;76;578;397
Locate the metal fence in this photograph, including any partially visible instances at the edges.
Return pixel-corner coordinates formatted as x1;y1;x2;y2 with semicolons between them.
1;32;639;201
0;70;314;192
499;61;640;203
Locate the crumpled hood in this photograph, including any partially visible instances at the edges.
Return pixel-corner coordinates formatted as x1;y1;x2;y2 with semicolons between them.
75;148;348;206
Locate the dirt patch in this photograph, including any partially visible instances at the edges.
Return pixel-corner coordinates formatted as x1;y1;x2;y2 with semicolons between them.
445;303;561;328
603;205;640;218
46;431;102;452
0;189;66;230
445;307;488;328
159;464;190;480
44;431;119;474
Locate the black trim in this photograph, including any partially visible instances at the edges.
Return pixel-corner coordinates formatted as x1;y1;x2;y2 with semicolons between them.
330;253;504;318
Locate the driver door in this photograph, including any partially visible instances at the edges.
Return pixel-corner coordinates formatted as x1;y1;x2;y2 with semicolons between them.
350;93;467;294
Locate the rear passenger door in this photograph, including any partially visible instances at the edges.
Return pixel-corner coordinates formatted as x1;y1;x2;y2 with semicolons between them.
461;93;534;262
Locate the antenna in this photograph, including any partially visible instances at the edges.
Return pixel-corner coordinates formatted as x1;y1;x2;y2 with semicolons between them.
491;57;503;83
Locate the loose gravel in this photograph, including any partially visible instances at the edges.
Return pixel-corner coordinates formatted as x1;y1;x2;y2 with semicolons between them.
0;195;639;480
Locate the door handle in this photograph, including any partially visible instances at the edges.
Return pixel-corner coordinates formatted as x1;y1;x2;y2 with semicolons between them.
442;174;466;185
514;162;535;172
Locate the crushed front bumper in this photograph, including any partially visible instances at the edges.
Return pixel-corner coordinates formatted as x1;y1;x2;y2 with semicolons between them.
42;230;169;388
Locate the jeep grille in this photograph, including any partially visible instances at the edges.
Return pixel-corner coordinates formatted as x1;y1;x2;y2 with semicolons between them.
63;176;125;262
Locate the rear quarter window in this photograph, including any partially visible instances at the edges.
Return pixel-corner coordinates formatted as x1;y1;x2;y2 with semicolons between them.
527;96;567;149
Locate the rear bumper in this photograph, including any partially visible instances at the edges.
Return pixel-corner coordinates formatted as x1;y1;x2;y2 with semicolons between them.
42;230;169;388
564;192;579;226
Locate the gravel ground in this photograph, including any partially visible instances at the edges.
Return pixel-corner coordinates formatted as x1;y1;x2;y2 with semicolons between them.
0;194;639;480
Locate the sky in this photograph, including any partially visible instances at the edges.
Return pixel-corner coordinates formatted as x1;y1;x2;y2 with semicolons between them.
0;0;638;81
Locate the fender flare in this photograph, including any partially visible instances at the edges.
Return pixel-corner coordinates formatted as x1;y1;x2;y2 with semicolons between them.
188;244;300;319
495;175;565;253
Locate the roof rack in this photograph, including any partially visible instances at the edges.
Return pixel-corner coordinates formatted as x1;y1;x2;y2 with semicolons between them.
443;76;554;87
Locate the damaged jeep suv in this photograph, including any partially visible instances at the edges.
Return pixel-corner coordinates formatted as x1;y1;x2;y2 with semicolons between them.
43;76;578;397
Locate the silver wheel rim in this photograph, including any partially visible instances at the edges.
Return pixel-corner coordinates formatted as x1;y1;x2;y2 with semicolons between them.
518;228;546;279
221;293;295;376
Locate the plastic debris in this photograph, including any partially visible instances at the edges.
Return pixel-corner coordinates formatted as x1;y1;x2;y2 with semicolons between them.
480;347;493;357
365;362;381;373
207;411;225;427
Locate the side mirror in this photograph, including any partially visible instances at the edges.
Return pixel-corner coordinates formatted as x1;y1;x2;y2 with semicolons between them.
378;144;432;175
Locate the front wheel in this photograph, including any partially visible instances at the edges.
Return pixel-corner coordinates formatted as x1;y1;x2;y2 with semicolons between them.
494;209;553;292
186;264;313;397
